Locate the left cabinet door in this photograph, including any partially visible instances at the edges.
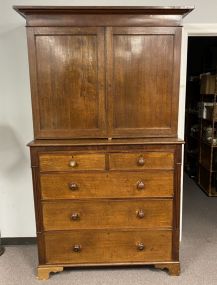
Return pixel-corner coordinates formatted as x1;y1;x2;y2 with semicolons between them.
27;27;106;139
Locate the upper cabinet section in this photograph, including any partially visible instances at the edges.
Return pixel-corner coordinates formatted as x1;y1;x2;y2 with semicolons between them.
107;27;181;137
27;27;106;139
14;6;193;139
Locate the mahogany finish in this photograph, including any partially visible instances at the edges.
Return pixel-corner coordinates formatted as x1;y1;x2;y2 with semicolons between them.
14;6;192;280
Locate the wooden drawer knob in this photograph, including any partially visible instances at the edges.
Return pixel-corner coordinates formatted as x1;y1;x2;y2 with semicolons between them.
69;159;77;168
73;244;82;252
137;181;145;190
137;156;145;166
71;212;80;221
136;209;145;219
68;182;78;191
136;242;145;251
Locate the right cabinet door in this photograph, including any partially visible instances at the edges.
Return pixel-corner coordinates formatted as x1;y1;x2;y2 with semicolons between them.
107;27;181;138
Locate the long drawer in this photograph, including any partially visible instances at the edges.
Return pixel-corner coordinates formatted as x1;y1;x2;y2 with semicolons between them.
44;230;172;264
40;171;174;200
39;153;105;172
109;152;174;170
42;199;173;230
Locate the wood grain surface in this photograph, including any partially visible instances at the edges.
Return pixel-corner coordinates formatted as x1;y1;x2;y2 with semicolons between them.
28;27;106;139
13;5;192;277
44;229;172;264
40;171;174;200
109;152;174;170
42;199;173;230
39;153;105;172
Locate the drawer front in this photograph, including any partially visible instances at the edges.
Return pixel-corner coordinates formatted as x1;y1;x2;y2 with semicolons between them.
44;230;172;264
39;153;105;172
41;171;174;200
109;152;174;170
43;200;173;230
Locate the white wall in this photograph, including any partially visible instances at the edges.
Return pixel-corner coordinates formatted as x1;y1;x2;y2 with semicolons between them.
1;0;217;237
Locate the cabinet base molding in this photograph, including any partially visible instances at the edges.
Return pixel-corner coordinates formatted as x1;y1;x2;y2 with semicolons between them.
37;262;180;280
37;266;64;280
154;262;180;276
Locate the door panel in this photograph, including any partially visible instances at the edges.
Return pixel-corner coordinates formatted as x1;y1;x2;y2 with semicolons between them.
107;27;181;137
27;27;106;138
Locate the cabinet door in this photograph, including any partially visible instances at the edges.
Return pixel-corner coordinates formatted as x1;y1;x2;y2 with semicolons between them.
107;27;181;138
27;27;106;139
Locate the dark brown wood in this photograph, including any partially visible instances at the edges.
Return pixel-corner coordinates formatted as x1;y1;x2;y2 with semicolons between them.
27;138;184;147
23;8;184;139
13;6;194;15
107;27;181;138
14;6;193;27
172;144;182;260
13;6;193;28
14;6;192;279
27;27;106;139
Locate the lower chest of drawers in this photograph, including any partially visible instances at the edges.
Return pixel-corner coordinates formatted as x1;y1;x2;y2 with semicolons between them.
30;143;181;266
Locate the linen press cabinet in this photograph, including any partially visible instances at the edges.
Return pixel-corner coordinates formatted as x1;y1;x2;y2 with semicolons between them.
14;6;193;280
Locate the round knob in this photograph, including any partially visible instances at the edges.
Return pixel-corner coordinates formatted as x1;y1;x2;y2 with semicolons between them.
73;244;82;252
69;159;77;168
137;181;145;190
136;209;145;219
137;156;145;166
68;182;78;191
136;242;145;251
71;212;80;221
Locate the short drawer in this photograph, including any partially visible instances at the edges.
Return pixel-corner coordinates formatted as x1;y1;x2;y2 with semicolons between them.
42;199;173;230
109;152;174;170
44;230;172;264
40;171;174;200
39;153;105;172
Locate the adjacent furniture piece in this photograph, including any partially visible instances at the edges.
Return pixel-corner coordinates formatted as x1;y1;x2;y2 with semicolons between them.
185;73;217;196
198;75;217;196
184;75;200;178
14;6;193;280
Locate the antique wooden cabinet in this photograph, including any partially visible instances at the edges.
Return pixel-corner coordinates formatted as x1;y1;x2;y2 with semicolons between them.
14;6;193;280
